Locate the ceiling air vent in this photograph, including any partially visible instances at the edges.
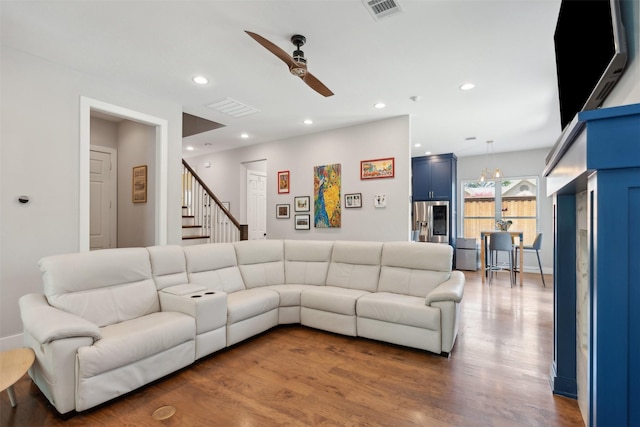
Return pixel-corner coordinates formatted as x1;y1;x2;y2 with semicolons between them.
363;0;403;21
207;98;260;118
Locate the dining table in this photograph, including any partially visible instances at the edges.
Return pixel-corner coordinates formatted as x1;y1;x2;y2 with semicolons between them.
480;230;524;286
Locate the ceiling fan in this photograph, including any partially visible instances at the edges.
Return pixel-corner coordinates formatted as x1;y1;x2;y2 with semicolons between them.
245;31;334;97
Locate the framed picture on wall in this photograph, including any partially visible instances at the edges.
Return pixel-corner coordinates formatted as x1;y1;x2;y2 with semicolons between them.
345;193;362;208
360;157;394;180
278;170;290;194
276;204;290;219
132;165;147;203
294;196;310;212
294;214;310;230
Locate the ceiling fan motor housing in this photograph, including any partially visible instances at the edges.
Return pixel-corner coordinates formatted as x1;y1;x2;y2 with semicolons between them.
291;34;307;65
292;49;307;64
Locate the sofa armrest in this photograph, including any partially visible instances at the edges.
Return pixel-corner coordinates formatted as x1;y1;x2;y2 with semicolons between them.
19;293;101;344
425;271;465;305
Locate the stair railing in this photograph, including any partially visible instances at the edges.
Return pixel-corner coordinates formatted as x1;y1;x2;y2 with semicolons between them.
182;159;248;243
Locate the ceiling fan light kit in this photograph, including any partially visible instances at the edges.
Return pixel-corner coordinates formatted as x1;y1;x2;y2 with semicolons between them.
245;31;334;97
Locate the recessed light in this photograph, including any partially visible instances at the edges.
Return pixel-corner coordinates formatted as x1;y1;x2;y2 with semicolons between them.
193;76;208;85
303;119;313;125
186;146;195;151
425;151;432;155
374;102;386;109
240;133;249;139
414;143;422;148
459;83;475;91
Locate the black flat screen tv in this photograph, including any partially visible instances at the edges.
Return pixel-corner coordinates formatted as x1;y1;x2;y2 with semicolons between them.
554;0;628;130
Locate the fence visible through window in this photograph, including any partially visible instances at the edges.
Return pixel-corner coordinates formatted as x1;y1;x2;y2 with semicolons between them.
462;177;538;246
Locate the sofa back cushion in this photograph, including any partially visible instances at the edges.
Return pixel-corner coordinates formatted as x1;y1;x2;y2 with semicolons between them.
378;242;452;297
39;248;159;328
284;240;333;285
326;241;382;292
183;243;245;293
147;245;188;290
233;240;284;288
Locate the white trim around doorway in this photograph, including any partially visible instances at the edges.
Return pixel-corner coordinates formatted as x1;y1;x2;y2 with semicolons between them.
79;96;168;251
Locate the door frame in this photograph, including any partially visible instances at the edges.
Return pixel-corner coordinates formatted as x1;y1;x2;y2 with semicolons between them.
80;96;168;251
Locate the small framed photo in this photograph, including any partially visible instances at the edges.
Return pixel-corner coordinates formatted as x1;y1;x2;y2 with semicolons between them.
276;204;290;219
374;194;387;208
294;214;310;230
360;157;395;180
345;193;362;208
294;196;310;212
278;170;290;194
132;165;147;203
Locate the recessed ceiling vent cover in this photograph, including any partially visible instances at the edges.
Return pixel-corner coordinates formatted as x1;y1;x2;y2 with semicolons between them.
207;98;260;118
363;0;403;21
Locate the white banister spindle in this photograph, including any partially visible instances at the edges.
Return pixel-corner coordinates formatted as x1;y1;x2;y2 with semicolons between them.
181;160;242;244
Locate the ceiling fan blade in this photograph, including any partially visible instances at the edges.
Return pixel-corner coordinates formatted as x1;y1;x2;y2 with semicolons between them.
245;31;296;68
303;72;334;97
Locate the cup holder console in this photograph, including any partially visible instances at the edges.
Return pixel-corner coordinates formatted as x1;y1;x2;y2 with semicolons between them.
190;291;216;298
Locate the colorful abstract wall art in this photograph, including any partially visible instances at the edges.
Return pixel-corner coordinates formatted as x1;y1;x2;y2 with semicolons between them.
313;163;341;228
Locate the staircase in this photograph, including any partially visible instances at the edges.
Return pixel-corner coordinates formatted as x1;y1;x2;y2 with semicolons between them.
181;209;209;246
182;159;248;245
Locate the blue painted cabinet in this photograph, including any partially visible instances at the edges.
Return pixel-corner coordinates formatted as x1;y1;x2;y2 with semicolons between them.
544;103;640;427
411;154;457;201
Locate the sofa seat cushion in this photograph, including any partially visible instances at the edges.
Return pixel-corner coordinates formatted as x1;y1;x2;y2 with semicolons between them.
301;286;370;316
227;288;279;324
263;284;319;307
356;292;440;331
77;311;195;378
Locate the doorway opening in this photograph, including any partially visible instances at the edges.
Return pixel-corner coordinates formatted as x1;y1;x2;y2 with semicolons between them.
80;97;168;251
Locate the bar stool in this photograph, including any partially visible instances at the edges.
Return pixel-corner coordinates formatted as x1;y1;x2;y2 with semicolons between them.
515;232;545;287
488;232;515;287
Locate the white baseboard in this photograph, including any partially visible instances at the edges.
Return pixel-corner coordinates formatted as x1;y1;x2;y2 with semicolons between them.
0;333;24;351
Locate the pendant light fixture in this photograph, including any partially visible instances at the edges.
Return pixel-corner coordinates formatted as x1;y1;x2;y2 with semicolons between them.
478;140;502;182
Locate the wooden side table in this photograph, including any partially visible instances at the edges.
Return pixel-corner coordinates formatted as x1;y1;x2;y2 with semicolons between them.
0;348;35;407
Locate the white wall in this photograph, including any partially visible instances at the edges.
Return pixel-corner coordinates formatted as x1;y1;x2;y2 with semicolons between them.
0;47;184;348
605;0;640;108
185;116;412;242
90;117;118;149
117;121;156;247
457;148;554;273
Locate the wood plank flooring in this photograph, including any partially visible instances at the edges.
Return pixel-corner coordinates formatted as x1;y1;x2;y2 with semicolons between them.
1;270;584;426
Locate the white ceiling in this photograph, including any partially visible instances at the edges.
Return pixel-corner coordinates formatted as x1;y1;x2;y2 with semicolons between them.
1;0;563;159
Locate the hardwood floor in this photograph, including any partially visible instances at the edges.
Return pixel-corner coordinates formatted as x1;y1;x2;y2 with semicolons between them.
1;270;584;426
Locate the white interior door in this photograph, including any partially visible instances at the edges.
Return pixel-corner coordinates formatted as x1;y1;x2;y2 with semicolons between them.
90;147;117;249
247;170;267;240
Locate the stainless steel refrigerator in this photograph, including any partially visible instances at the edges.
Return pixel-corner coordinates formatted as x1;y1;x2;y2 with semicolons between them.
412;200;450;244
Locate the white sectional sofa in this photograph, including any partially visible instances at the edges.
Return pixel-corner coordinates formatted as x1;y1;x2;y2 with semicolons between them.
19;240;464;415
